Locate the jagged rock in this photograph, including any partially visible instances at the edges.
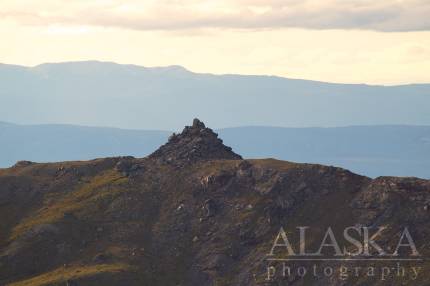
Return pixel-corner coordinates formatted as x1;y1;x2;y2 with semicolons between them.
203;199;216;217
115;156;139;176
13;161;35;168
150;118;242;165
192;118;205;129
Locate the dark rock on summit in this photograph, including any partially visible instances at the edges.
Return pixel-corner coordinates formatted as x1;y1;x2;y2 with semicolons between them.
150;118;242;165
13;160;35;168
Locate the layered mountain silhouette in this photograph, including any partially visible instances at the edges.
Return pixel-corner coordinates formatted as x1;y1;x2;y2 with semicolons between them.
1;61;429;130
1;121;429;178
1;120;429;285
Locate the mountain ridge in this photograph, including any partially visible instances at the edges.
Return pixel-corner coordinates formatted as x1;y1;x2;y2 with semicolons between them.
1;122;429;178
1;60;430;130
2;60;429;86
1;119;429;285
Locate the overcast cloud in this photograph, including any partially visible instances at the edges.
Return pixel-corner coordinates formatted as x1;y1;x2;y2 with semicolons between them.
1;0;429;32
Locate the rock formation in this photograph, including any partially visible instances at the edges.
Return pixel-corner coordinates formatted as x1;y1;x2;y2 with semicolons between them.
150;118;242;165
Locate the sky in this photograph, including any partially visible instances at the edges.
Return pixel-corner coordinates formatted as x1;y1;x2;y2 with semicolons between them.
1;0;430;85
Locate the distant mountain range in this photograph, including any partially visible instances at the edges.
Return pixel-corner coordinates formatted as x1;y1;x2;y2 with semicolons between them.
1;61;429;130
1;121;429;178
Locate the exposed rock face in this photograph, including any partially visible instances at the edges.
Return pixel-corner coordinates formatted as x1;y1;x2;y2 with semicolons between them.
150;118;242;165
0;120;429;286
12;160;35;168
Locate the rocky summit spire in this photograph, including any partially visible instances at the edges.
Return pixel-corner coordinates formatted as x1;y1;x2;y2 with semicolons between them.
150;118;242;164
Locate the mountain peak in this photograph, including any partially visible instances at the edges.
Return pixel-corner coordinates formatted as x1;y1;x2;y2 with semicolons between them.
149;118;242;164
191;118;206;129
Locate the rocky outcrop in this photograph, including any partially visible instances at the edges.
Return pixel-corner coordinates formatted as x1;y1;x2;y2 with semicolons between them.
150;118;242;165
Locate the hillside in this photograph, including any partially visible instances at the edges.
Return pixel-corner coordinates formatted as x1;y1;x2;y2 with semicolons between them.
1;122;429;178
1;119;429;285
1;61;429;130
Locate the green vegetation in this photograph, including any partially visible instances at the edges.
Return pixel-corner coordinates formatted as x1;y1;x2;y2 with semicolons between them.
11;170;128;240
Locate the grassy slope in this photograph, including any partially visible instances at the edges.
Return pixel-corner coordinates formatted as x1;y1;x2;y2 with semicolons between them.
7;264;132;286
1;158;429;285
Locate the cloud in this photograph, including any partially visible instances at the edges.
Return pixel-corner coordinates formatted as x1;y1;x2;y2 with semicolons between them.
1;0;430;32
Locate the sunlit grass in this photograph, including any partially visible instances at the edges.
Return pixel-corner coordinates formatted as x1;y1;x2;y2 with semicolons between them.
7;263;132;286
10;170;128;240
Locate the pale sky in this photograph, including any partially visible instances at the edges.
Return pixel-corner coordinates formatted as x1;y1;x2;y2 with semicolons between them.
1;0;430;84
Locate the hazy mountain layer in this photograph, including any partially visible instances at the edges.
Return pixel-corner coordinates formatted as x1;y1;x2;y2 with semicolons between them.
1;61;429;130
1;122;429;178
